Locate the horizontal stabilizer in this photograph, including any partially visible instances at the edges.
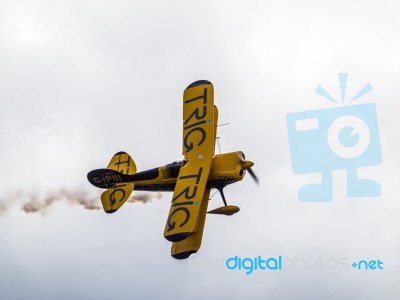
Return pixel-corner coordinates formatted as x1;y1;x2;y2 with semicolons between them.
87;151;137;213
207;205;240;216
102;152;136;213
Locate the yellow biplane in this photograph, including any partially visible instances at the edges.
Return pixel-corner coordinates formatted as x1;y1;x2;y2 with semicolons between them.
87;80;258;259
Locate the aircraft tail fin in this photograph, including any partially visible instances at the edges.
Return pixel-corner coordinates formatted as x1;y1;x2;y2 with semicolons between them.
100;151;136;213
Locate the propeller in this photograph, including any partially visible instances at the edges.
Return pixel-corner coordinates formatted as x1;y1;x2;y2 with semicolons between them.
247;167;259;185
241;157;259;185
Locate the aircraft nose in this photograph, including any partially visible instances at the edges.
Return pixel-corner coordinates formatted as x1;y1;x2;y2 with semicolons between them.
242;160;254;170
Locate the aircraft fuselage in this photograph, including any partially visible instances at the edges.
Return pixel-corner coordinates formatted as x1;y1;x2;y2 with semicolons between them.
128;151;247;192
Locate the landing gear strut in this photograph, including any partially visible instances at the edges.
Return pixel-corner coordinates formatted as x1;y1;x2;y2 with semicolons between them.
207;186;240;216
218;187;227;206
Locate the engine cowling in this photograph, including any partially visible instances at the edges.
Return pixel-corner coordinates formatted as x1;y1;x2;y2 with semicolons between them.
208;151;245;181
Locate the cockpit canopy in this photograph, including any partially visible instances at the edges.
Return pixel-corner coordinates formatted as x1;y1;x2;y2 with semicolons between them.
165;160;187;178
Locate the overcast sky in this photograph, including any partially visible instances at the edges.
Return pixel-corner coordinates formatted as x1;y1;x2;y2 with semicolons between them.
1;0;400;299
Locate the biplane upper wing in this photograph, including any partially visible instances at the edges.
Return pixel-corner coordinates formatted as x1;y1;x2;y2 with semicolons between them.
170;103;219;258
164;80;215;242
171;188;210;259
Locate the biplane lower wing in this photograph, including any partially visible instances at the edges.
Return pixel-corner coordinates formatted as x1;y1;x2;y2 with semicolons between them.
171;189;210;259
163;80;215;242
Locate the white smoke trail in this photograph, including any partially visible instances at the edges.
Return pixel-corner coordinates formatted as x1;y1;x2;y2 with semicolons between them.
0;190;162;216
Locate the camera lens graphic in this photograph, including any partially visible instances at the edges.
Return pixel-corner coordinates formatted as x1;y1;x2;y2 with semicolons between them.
327;115;371;159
